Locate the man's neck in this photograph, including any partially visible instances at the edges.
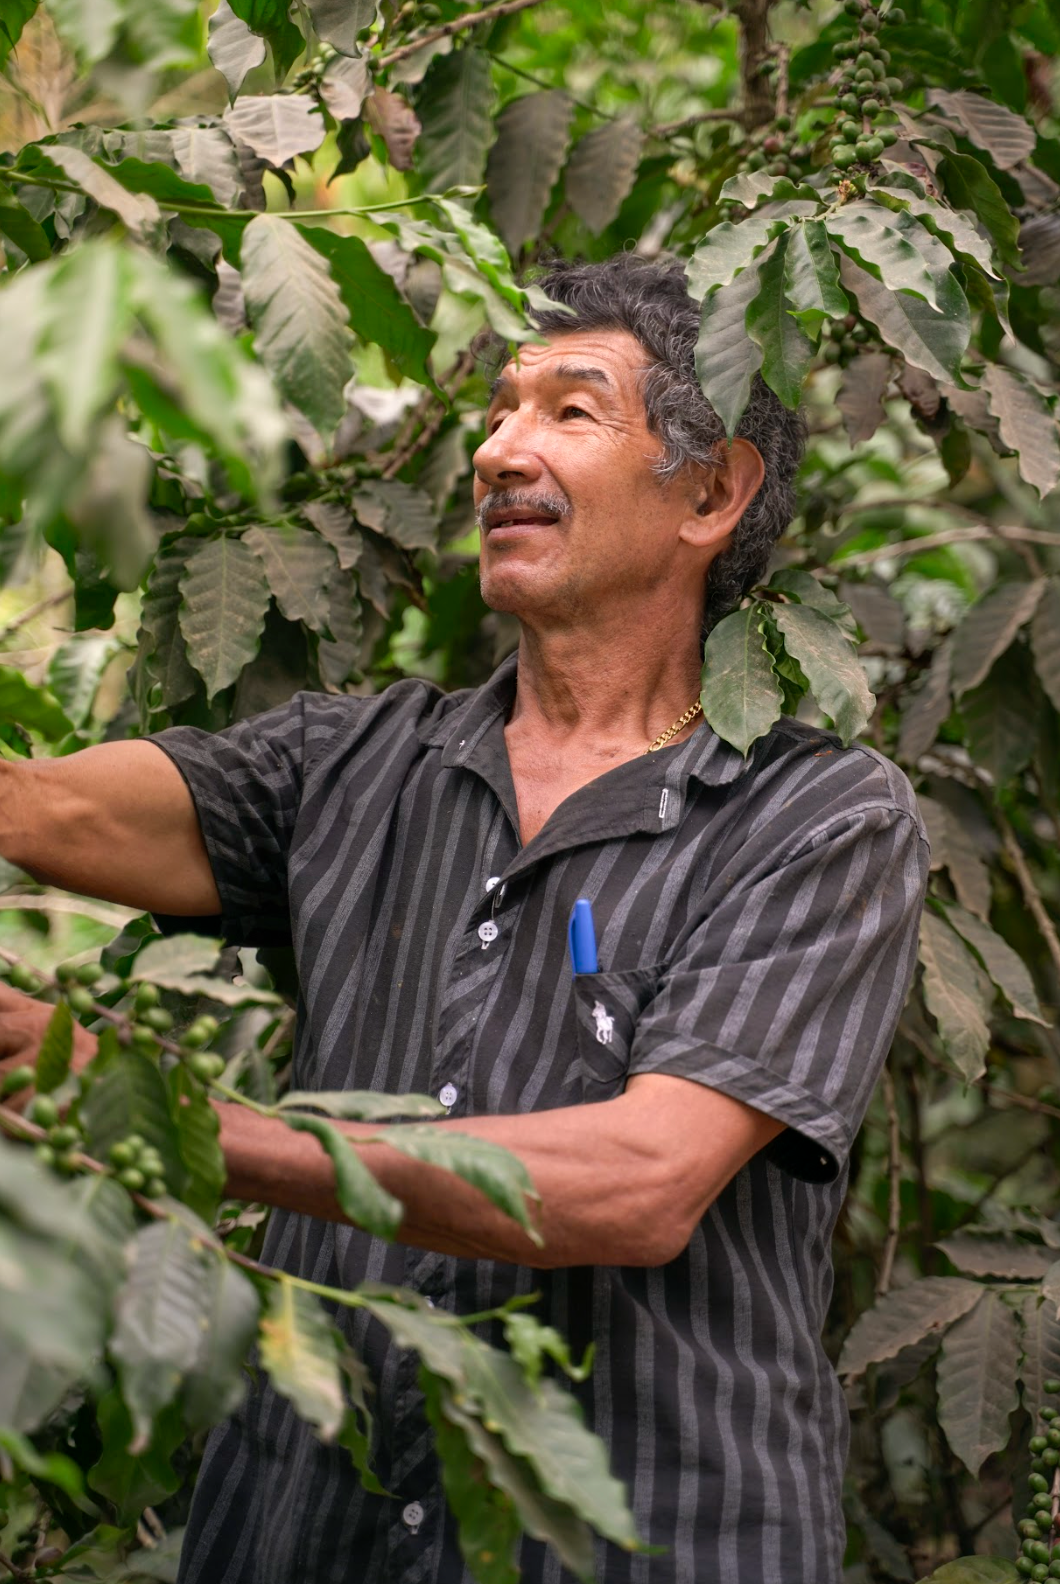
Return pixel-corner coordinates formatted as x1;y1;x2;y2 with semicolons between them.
508;622;704;754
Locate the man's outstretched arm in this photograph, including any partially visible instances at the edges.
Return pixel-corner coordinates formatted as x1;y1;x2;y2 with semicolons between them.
0;743;220;916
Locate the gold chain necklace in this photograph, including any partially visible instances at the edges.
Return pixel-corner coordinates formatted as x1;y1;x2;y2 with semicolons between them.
645;697;703;755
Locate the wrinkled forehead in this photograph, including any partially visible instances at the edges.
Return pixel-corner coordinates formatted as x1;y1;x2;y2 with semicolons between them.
488;328;652;407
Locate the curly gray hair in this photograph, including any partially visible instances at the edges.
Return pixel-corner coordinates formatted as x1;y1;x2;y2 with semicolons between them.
481;253;805;633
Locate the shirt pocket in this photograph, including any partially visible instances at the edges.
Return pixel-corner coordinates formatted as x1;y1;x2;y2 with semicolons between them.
570;965;662;1101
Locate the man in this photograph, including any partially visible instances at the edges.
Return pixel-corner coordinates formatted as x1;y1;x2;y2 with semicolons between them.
0;255;928;1583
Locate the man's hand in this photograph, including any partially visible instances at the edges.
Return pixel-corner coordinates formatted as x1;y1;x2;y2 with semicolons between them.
0;983;97;1108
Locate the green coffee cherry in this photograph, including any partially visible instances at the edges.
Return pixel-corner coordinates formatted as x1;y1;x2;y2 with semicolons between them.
1043;1408;1059;1422
0;1065;35;1098
75;962;103;986
1033;1437;1050;1454
142;1007;174;1034
145;1177;167;1200
139;1153;165;1182
887;6;906;21
68;986;97;1016
125;1133;146;1154
118;1167;146;1193
34;1143;55;1169
1044;1380;1060;1393
839;93;860;114
1042;1448;1059;1467
861;96;881;116
134;982;161;1012
26;1094;59;1129
9;964;40;994
109;1140;139;1169
56;1148;81;1174
48;1124;79;1151
1031;1472;1051;1491
189;1052;226;1084
832;144;859;169
181;1016;220;1050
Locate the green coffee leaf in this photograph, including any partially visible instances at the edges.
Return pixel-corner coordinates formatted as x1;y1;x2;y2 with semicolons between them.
297;226;437;390
104;154;249;262
927;88;1036;171
564;118;644;235
48;634;119;728
719;170;820;209
243;524;336;633
222;94;325;168
960;646;1037;789
336;1349;387;1495
1020;1290;1060;1429
503;1313;592;1391
242;213;353;441
1031;578;1060;714
0;0;37;72
917;911;991;1081
937;149;1020;270
111;1219;212;1449
179;534;272;699
208;0;266;100
132;538;200;716
693;249;769;437
35;1001;74;1094
37;240;131;453
416;46;496;194
781;219;848;338
317;566;363;688
871;185;1000;280
937;1289;1019;1476
0;666;73;741
486;91;574;257
836;253;971;387
825;203;954;310
700;603;782;755
278;1089;445;1120
837;1275;983;1378
897;641;952;763
170;1065;227;1223
981;365;1060;499
183;1256;260;1431
318;52;372;121
745;232;814;409
378;1125;540;1240
421;1371;524;1584
950;578;1045;696
937;1235;1053;1280
945;903;1048;1025
353;478;439;552
0;1425;86;1501
771;603;874;744
129;933;220;982
0;177;50;262
304;0;374;54
80;1036;184;1190
87;1388;183;1521
915;1554;1019;1580
227;0;303;77
259;1277;345;1438
686;213;788;301
34;144;162;240
837;351;893;446
282;1113;404;1239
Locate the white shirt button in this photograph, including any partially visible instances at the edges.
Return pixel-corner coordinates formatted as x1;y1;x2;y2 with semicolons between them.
439;1083;458;1108
401;1501;424;1532
477;920;499;948
485;875;501;891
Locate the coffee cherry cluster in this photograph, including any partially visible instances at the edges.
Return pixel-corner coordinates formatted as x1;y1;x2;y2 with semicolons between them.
829;0;904;173
1017;1381;1060;1579
745;114;811;179
26;1093;85;1175
107;1133;167;1199
821;312;873;365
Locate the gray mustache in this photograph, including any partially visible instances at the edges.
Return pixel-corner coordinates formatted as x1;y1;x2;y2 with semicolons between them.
476;488;570;529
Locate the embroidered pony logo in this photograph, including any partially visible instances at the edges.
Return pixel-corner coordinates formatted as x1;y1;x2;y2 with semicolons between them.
592;1001;615;1045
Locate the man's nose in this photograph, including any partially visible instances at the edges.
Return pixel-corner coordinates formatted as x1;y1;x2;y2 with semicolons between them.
472;413;543;488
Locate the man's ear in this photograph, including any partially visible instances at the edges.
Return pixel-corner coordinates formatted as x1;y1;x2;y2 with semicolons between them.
680;439;765;549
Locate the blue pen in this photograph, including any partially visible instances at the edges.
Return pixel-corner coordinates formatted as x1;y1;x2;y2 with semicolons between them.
568;897;599;974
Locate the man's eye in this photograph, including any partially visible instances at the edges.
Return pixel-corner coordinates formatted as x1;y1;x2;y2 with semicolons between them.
560;405;590;421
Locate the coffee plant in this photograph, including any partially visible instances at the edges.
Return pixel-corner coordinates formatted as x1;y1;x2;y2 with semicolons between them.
0;0;1059;1578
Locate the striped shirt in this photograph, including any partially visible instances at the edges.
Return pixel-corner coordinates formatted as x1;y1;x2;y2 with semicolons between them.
155;653;928;1584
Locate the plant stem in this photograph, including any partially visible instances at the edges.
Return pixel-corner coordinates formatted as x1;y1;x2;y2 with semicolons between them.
876;1064;902;1297
998;814;1060;989
377;0;554;69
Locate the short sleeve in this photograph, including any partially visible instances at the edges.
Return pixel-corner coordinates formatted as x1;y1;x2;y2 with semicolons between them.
628;804;929;1182
149;694;320;946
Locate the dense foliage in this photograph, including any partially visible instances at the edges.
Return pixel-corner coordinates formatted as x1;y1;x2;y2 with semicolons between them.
1;0;1060;1578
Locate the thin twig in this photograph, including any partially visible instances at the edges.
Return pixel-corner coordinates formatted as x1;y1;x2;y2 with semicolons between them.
999;814;1060;988
377;0;553;69
649;107;745;137
907;1024;1060;1125
876;1065;902;1297
0;590;69;646
836;523;1060;568
774;42;791;121
381;349;478;480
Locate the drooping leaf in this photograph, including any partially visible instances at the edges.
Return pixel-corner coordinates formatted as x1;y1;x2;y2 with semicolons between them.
1031;578;1060;714
80;1035;184;1189
825;203;955;309
781;219;848;338
0;177;51;262
130;934;219;980
353;478;439;551
223;94;326;168
317;566;363;688
227;0;302;76
421;1371;524;1584
318;52;371;121
182;1256;260;1431
927;89;1036;170
1018;212;1060;288
960;646;1037;789
564;118;644;236
871;185;1000;280
937;150;1021;270
981;365;1060;499
378;1125;539;1240
178;534;272;699
259;1278;346;1439
771;603;875;744
686;212;788;300
837;253;971;386
486;91;574;257
0;666;73;740
365;87;422;170
241;213;353;440
170;1065;228;1224
111;1219;212;1450
949;578;1045;695
134;537;200;714
836;351;893;446
837;1275;983;1377
0;0;37;71
898;641;952;762
161;125;246;211
1020;1291;1060;1428
243;524;335;633
917;911;991;1081
278;1089;445;1120
281;1113;404;1239
48;634;119;728
302;502;362;572
745;232;815;410
945;903;1048;1025
767;569;854;630
936;1235;1053;1280
297;226;437;388
87;1389;183;1520
207;0;266;100
33;145;162;240
700;602;782;755
303;0;374;54
694;249;769;438
937;1289;1019;1476
416;46;495;194
38;238;131;452
34;1001;74;1094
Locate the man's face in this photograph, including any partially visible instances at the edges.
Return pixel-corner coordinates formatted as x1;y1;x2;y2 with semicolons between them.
472;329;706;625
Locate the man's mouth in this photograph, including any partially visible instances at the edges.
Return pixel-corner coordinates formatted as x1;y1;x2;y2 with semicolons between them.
477;491;569;535
486;511;559;531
